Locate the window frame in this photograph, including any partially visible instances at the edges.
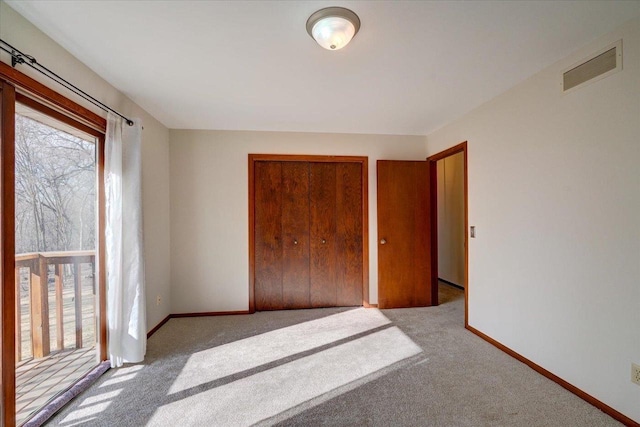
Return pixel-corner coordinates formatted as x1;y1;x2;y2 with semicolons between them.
0;61;107;427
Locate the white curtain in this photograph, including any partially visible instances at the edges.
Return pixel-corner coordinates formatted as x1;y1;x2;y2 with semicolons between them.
105;113;146;368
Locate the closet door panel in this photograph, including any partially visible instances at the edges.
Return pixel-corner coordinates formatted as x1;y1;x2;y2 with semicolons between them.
336;162;363;306
309;163;337;307
281;162;311;308
254;161;283;310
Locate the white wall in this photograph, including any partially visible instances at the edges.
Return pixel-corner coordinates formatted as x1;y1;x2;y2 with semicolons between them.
169;130;427;313
426;17;640;423
437;152;465;287
1;1;172;332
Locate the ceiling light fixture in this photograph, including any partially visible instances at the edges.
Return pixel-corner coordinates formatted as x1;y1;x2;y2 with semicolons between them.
306;7;360;51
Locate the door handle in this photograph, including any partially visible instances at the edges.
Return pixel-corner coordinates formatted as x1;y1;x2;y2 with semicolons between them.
380;239;387;245
294;239;298;245
322;239;326;244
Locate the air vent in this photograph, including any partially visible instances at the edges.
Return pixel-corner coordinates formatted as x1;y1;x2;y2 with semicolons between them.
563;40;622;92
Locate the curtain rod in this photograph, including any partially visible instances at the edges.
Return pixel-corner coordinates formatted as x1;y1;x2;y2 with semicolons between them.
0;39;134;126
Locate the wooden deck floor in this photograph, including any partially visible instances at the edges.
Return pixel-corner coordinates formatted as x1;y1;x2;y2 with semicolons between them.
14;263;98;425
16;346;97;426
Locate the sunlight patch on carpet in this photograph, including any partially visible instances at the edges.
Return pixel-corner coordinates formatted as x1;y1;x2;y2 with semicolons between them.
57;401;110;425
151;326;422;426
58;365;143;425
169;308;391;393
79;389;122;407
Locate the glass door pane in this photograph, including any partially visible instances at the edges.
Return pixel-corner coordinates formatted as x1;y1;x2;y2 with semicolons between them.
14;102;99;425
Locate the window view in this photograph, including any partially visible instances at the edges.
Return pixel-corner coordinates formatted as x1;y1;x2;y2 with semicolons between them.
14;104;99;425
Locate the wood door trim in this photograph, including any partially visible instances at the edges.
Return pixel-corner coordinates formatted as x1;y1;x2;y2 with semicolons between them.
428;142;467;162
16;93;103;139
248;154;369;312
249;154;367;163
1;81;17;427
0;62;106;132
96;134;107;361
427;141;468;326
429;161;439;306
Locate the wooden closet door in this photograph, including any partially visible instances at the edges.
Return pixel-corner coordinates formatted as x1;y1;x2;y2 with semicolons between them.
335;163;363;306
309;162;363;307
253;157;364;311
254;162;284;310
281;162;310;308
309;163;337;307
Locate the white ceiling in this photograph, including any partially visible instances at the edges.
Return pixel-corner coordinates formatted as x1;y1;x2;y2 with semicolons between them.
7;1;640;136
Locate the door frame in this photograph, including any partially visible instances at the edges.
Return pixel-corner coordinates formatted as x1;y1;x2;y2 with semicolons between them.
248;154;369;312
1;80;16;427
0;62;108;426
427;141;469;326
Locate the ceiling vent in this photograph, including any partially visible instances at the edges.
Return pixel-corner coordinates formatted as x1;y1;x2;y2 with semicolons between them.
563;40;622;93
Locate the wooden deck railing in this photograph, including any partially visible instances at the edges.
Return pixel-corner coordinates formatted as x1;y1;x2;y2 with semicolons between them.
15;251;95;361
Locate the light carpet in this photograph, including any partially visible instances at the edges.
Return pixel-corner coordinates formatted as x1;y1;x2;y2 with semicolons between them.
46;284;621;426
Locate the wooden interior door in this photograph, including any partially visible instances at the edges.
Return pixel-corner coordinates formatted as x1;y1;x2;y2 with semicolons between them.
377;160;434;309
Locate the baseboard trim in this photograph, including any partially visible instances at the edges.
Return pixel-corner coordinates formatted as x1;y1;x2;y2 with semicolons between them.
147;310;252;339
147;315;171;339
363;302;378;308
171;310;252;318
466;325;639;427
438;277;464;291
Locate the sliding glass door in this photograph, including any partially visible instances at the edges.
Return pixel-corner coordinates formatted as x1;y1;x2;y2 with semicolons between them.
13;100;102;425
0;72;106;426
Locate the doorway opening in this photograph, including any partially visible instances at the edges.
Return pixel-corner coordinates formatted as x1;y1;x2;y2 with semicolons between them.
428;142;468;325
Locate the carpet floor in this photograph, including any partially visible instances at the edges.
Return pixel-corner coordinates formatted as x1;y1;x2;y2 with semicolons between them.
46;284;621;426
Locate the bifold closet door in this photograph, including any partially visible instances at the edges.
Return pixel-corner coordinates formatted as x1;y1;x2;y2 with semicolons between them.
309;162;362;307
309;163;337;307
335;163;363;306
254;162;311;310
254;160;362;311
281;162;310;308
254;161;284;310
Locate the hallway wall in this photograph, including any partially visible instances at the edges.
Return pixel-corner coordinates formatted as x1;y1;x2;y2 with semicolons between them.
437;152;465;287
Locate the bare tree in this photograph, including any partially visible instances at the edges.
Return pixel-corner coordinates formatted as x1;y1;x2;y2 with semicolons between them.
15;114;96;254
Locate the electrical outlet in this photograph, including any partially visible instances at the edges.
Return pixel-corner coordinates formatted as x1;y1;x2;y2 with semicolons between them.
156;295;162;306
632;363;640;386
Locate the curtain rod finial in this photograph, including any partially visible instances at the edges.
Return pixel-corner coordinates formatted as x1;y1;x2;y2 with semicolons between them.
11;51;24;68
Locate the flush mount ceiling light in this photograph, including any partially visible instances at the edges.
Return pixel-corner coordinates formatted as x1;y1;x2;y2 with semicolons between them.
306;7;361;51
